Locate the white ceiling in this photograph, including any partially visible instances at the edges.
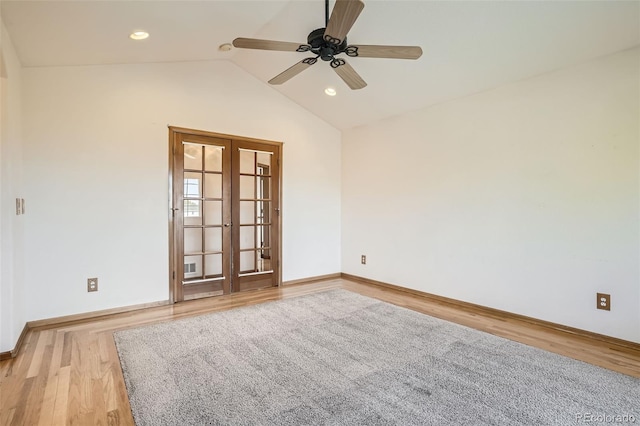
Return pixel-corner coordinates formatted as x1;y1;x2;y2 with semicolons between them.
2;0;639;130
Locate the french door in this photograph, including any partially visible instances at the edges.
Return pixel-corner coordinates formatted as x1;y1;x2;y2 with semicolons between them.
169;127;281;301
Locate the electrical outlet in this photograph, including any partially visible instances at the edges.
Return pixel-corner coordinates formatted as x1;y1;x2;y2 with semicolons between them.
361;255;366;265
87;278;98;292
15;198;21;215
596;293;610;311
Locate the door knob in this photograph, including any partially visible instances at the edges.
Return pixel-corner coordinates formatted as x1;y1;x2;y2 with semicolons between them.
224;223;232;227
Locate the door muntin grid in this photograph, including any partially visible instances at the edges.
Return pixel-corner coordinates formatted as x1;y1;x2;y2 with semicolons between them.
238;148;273;276
183;142;225;283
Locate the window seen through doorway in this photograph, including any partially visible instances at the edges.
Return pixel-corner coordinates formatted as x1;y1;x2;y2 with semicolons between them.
184;178;200;217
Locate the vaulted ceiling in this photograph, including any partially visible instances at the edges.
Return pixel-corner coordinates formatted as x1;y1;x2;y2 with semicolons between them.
2;0;638;129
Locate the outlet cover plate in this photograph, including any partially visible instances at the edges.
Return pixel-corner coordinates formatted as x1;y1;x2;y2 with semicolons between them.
596;293;610;311
88;278;98;292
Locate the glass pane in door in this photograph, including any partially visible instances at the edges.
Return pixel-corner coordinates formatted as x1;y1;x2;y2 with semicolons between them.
204;201;222;225
204;173;222;199
256;254;271;272
258;177;271;200
183;199;202;226
184;144;202;170
238;250;271;273
240;250;255;272
257;201;270;224
204;254;222;277
184;228;202;254
240;226;255;250
184;255;202;279
240;201;255;224
256;152;271;172
239;150;255;174
184;172;202;198
240;175;255;199
204;228;222;252
204;146;223;172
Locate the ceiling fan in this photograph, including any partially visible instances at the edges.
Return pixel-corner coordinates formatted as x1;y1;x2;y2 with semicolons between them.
232;0;423;90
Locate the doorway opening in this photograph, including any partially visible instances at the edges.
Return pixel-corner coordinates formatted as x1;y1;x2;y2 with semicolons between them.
169;127;282;302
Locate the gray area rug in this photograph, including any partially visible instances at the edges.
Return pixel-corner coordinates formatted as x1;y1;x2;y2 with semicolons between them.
114;289;639;425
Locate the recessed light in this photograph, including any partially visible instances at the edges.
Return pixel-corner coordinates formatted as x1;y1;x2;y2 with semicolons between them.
130;31;149;41
219;43;233;52
324;87;336;96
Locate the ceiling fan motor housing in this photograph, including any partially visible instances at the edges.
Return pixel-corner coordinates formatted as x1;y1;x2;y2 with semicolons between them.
308;28;347;61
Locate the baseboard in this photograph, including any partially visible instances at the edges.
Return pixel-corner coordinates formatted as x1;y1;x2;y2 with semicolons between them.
341;273;640;352
282;273;342;286
17;274;335;335
28;300;171;331
0;323;30;361
8;272;637;358
17;273;341;338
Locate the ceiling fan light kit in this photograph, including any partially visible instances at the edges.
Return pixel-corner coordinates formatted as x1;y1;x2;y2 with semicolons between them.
232;0;422;90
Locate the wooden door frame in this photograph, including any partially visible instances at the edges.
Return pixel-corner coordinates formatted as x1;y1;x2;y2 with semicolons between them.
168;126;283;303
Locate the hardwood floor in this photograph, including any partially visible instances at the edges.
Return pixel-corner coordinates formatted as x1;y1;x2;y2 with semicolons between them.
1;278;639;425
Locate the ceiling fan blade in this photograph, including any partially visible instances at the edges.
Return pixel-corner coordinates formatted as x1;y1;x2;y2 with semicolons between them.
332;59;367;90
346;45;423;60
233;38;310;52
324;0;365;45
268;57;318;85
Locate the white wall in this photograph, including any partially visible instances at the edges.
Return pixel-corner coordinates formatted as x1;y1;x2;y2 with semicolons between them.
342;48;640;342
0;23;26;352
22;60;341;321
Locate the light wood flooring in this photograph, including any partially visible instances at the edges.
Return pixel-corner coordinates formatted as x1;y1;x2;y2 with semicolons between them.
1;278;639;425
